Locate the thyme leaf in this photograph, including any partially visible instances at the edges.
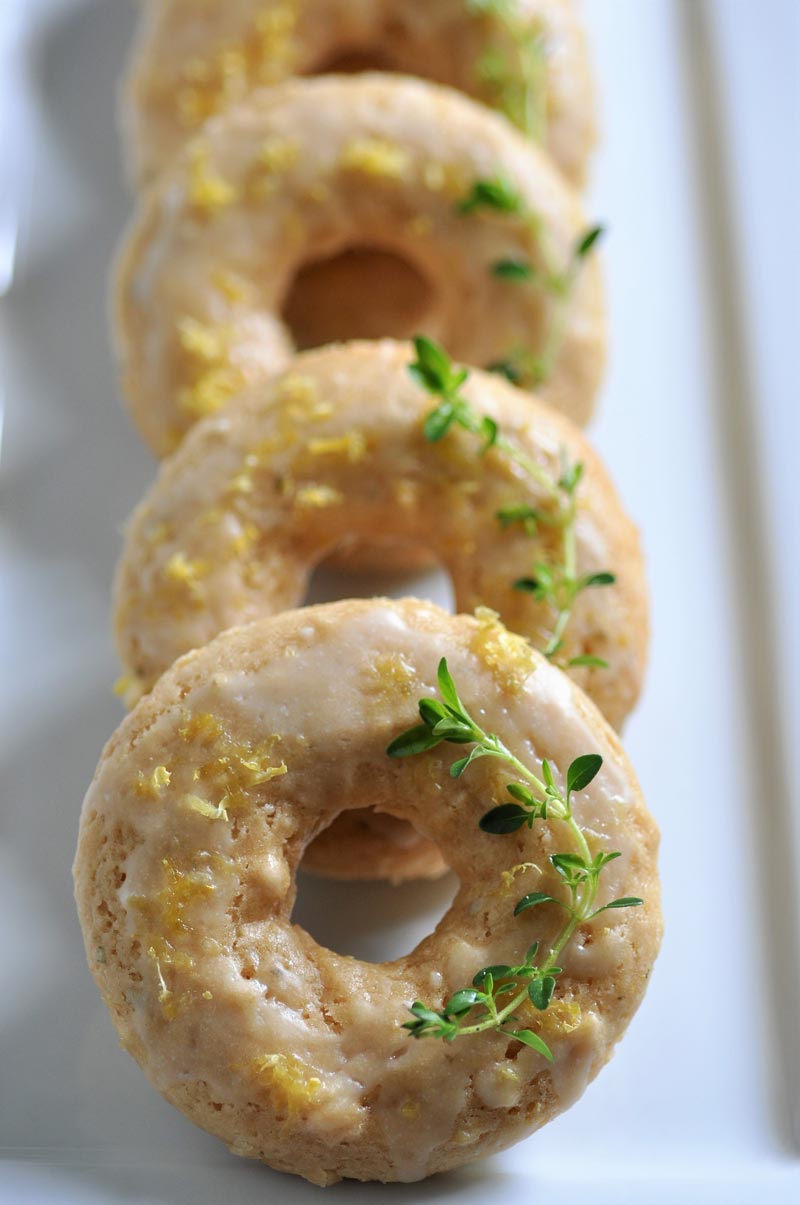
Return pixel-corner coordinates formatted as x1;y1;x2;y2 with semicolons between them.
390;662;643;1053
409;337;615;664
456;166;605;388
467;0;549;141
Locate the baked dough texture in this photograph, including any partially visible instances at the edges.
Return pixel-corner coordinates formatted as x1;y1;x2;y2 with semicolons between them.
114;74;605;457
74;598;661;1184
123;0;596;189
115;340;646;735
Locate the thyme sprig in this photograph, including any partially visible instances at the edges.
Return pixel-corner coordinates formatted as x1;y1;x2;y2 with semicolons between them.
467;0;549;140
457;173;603;387
410;336;615;663
388;659;642;1056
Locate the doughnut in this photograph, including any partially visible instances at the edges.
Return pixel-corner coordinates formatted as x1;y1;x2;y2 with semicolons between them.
113;340;646;880
115;339;645;727
123;0;596;189
74;597;661;1184
114;74;605;458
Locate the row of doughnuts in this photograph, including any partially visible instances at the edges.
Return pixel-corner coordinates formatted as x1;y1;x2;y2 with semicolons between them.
75;0;661;1185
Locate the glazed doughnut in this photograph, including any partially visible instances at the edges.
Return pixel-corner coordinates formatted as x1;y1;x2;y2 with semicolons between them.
123;0;596;189
114;340;645;881
114;74;605;457
74;598;661;1184
115;339;645;727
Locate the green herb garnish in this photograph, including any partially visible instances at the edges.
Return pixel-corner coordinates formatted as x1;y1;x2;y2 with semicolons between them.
410;336;615;662
389;659;642;1055
456;170;604;388
467;0;549;140
457;174;525;216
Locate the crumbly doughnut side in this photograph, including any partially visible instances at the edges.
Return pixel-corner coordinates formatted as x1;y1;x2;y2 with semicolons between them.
122;0;596;189
114;340;643;730
75;598;661;1184
113;73;604;457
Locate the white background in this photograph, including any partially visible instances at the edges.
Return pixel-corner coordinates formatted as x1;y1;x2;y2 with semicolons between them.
1;1;798;1201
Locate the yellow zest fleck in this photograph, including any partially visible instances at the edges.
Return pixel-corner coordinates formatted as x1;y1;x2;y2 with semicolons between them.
177;316;229;364
144;947;200;1022
392;479;418;508
202;990;213;1000
499;1066;520;1084
371;653;416;698
179;367;246;418
526;998;583;1037
230;521;260;558
177;315;246;418
179;711;224;744
307;430;367;464
163;551;209;598
250;138;300;199
252;1053;322;1116
400;1100;420;1120
226;470;254;495
294;484;343;509
158;859;214;931
258;138;299;173
181;793;229;822
135;765;172;799
500;861;541;891
187;144;237;215
141;938;191;974
113;672;144;709
149;951;174;1015
133;861;215;949
135;859;215;1020
340;137;411;180
471;607;538;693
181;730;286;817
292;400;332;423
274;374;319;410
238;756;287;786
239;562;264;591
211;268;252;304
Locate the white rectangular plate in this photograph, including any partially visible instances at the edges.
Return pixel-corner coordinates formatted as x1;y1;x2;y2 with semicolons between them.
1;0;798;1200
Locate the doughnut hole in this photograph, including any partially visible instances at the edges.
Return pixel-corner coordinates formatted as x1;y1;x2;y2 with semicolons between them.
304;550;455;610
310;47;399;75
293;820;459;962
281;245;436;350
304;561;455;886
